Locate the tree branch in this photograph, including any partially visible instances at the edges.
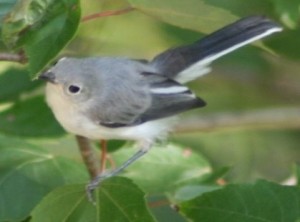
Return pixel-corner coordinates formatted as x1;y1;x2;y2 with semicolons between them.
175;107;300;134
82;6;134;22
0;52;27;63
76;135;100;179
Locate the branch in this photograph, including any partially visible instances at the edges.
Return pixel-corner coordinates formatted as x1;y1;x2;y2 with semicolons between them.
174;107;300;134
76;135;100;179
82;6;134;22
0;52;27;63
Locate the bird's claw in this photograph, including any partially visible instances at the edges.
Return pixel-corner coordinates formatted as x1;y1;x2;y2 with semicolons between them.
86;175;106;204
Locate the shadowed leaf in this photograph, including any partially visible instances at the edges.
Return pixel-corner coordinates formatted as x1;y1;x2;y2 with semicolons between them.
0;134;88;221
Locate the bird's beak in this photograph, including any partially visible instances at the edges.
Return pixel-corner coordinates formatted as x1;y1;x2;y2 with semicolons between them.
38;71;56;84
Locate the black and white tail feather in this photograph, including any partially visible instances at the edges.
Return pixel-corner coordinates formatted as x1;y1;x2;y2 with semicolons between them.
151;15;282;83
128;16;282;126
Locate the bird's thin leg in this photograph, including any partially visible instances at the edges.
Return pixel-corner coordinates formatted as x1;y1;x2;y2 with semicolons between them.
107;154;116;169
86;141;152;202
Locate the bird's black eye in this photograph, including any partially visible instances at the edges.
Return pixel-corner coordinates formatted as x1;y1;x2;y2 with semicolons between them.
68;85;81;94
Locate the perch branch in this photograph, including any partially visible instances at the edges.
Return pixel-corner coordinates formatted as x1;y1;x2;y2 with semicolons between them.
175;107;300;134
99;140;107;173
0;52;27;63
82;6;134;22
76;135;100;179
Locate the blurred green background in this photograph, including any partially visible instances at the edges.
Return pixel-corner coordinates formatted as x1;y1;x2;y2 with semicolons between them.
1;0;300;184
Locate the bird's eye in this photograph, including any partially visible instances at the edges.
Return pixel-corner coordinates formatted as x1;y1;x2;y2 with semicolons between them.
68;85;81;94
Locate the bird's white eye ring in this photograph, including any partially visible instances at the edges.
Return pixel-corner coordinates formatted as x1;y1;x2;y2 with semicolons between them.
68;85;81;94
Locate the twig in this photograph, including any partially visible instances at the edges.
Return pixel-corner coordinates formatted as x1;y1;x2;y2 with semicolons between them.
99;140;107;173
76;135;100;179
0;52;27;63
82;6;134;22
175;107;300;134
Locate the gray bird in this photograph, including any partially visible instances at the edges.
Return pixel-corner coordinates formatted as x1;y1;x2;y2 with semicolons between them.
39;16;282;200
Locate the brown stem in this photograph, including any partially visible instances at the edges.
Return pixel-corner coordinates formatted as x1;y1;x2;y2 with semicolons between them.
175;107;300;134
76;135;100;179
82;6;134;22
0;52;27;63
99;140;107;173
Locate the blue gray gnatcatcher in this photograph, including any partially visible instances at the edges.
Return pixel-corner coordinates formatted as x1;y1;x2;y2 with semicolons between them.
39;16;282;200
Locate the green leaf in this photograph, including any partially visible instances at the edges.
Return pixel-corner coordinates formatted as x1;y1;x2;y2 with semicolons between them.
127;0;238;33
0;67;40;102
106;139;127;153
0;95;65;137
112;144;212;193
295;164;300;186
174;185;220;202
148;195;186;222
266;29;300;60
180;180;300;222
31;177;156;222
1;0;81;77
273;0;300;29
0;134;88;221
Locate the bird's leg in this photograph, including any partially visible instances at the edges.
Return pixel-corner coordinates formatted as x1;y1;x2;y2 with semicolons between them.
86;141;153;202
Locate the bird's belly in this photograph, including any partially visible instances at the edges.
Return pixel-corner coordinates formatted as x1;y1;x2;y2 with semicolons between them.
57;109;175;142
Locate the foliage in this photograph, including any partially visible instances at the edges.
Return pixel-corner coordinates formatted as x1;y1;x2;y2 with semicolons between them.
0;0;300;221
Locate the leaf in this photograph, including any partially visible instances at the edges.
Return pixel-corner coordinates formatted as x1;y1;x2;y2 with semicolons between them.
0;95;65;137
295;164;300;186
1;0;81;77
0;67;40;102
107;140;127;153
180;180;300;222
112;144;212;193
174;185;220;202
31;177;156;222
127;0;238;34
148;195;186;222
273;0;300;29
0;134;88;221
266;29;300;60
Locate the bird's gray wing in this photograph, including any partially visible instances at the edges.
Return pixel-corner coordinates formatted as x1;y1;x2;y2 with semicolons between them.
100;72;206;128
137;72;206;123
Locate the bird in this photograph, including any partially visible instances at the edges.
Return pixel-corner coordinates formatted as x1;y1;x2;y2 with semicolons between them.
39;16;282;200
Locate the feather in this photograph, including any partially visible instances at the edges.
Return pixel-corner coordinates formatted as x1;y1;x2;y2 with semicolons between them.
151;16;282;83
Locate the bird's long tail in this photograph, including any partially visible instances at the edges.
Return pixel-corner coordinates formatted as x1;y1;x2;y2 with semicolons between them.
151;16;282;83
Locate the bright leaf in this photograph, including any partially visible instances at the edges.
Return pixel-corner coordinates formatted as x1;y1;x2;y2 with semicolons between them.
180;180;300;222
1;0;81;77
31;177;156;222
127;0;238;34
0;134;88;221
112;144;212;194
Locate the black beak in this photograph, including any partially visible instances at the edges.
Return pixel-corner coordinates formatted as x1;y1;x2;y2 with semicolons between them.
38;71;56;83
